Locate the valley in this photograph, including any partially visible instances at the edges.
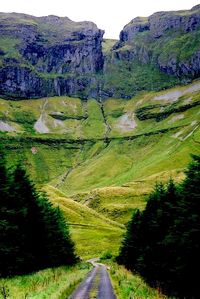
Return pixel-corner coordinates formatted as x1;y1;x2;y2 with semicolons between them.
0;4;200;298
0;79;199;261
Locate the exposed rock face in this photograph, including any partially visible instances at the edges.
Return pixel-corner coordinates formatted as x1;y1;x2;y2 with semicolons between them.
119;5;200;42
0;66;46;98
1;5;200;100
158;51;200;78
0;65;99;99
112;5;200;81
0;13;104;98
119;17;150;43
148;10;200;38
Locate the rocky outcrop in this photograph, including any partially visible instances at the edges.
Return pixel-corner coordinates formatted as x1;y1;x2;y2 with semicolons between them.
158;51;200;78
0;66;46;98
118;5;200;42
111;5;200;81
149;10;200;38
0;65;99;99
21;41;103;75
113;45;150;64
119;17;150;43
0;13;104;98
1;5;200;100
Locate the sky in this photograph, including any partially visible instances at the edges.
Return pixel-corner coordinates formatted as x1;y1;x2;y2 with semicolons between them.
0;0;199;39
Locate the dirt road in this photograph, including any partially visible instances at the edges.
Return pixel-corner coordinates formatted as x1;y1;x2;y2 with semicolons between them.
69;260;116;299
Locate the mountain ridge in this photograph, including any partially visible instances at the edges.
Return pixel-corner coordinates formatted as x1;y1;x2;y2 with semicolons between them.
0;12;104;99
103;4;200;97
1;4;200;99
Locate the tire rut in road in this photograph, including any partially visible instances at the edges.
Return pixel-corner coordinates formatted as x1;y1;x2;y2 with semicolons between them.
69;265;100;299
98;265;116;299
69;263;116;299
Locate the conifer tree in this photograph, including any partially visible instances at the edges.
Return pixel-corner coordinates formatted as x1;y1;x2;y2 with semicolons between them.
117;209;141;270
0;157;77;277
0;149;9;277
0;149;7;197
118;155;200;298
37;194;76;267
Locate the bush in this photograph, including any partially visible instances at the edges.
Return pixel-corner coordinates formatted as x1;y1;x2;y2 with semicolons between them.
101;250;113;260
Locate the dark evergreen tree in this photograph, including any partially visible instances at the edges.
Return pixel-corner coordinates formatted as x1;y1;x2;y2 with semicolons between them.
0;157;77;277
0;149;21;277
118;155;200;298
164;155;200;298
0;151;8;275
0;149;7;197
37;194;76;267
117;209;142;270
8;165;46;274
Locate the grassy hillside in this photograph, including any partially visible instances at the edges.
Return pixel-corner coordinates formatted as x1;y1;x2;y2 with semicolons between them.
0;80;199;138
103;57;180;98
0;79;199;261
44;185;124;259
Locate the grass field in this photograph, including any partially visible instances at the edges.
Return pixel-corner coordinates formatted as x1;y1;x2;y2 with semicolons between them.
0;263;91;299
44;185;124;259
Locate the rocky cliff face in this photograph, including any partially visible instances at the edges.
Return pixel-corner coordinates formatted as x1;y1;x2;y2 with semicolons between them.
112;5;200;78
1;5;200;100
0;65;98;99
119;17;150;43
119;4;200;42
0;13;104;98
101;4;200;98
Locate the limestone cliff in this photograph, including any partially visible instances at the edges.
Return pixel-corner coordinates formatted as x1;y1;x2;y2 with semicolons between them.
0;13;104;98
112;4;200;78
1;5;200;100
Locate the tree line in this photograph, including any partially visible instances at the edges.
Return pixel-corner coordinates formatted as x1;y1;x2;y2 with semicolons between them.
117;155;200;298
0;150;77;278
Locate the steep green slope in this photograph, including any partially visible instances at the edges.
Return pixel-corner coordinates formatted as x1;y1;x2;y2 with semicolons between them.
1;79;200;138
44;185;123;259
103;56;179;98
0;80;199;255
0;80;199;189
